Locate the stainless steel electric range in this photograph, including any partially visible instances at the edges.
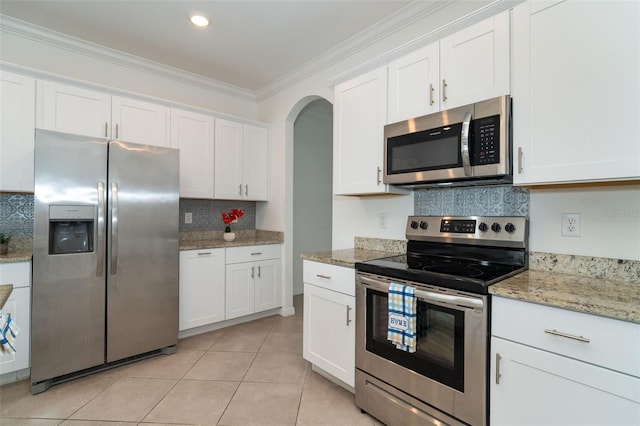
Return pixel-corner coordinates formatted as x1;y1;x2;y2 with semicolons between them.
355;215;528;426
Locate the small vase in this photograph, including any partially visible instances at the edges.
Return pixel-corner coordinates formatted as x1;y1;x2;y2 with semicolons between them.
223;232;236;242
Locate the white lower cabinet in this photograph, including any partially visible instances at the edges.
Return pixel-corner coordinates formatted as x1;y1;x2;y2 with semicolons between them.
178;248;225;331
0;262;31;376
490;297;640;426
225;245;281;320
302;260;355;388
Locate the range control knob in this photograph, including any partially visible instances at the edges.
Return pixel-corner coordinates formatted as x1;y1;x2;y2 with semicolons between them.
505;223;516;233
419;221;428;230
410;220;419;229
491;222;502;233
478;222;489;232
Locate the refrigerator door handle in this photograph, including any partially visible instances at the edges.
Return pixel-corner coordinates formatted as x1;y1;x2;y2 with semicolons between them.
96;181;106;276
110;182;119;275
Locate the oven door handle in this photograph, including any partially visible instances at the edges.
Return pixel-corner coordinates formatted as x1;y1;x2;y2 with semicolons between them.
358;275;484;311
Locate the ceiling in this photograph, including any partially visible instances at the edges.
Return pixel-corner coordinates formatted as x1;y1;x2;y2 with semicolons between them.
0;0;416;93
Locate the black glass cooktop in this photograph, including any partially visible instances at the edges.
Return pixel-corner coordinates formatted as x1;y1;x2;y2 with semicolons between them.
356;252;526;295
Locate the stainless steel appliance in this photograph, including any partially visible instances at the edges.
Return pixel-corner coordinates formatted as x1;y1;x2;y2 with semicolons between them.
384;96;512;187
355;216;528;426
31;129;179;394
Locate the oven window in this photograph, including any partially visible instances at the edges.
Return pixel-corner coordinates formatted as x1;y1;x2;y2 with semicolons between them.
386;123;462;174
366;288;465;392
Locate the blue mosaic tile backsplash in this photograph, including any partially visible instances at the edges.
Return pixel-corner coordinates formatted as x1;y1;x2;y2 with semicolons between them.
0;193;256;237
0;193;34;236
414;185;529;217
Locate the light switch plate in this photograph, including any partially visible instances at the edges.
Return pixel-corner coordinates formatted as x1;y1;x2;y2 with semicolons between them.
185;212;192;224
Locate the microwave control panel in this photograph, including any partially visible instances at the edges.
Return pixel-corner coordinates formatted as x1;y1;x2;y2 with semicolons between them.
473;115;500;165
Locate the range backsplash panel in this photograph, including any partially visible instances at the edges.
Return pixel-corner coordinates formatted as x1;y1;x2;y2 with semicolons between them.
0;193;256;236
414;185;529;217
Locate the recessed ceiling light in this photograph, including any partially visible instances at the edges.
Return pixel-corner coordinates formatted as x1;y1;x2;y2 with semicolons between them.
190;15;209;27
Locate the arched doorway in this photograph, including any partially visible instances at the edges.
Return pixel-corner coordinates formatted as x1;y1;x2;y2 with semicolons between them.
289;97;333;296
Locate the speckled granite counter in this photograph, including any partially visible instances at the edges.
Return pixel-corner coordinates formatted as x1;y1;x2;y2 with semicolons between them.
180;230;283;250
490;270;640;324
0;284;13;309
301;248;396;268
0;250;32;263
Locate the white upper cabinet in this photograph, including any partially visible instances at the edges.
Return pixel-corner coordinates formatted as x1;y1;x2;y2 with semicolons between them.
512;0;640;185
387;11;510;123
334;66;408;195
1;71;35;192
37;80;111;138
170;108;215;198
111;96;170;147
439;11;510;110
37;80;170;147
214;119;268;201
388;42;440;123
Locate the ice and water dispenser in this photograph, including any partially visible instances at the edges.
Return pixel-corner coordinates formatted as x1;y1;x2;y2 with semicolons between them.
48;205;95;254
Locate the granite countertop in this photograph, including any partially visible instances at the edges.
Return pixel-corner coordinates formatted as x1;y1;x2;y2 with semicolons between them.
490;270;640;324
0;250;32;263
0;284;13;309
180;230;283;251
301;248;397;268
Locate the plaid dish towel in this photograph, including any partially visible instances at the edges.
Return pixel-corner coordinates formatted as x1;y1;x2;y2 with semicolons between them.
387;283;416;353
0;310;19;356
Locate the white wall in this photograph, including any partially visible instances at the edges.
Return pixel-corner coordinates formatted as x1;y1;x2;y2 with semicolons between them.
529;185;640;261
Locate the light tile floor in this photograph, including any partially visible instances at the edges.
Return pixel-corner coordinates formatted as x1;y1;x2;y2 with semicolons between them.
0;295;383;425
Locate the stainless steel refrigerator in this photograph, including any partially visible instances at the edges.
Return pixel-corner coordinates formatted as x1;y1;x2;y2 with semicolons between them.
31;129;179;394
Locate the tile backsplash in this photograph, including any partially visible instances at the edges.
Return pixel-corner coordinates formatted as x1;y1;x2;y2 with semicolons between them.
0;193;34;236
414;185;529;217
0;193;256;236
179;199;256;232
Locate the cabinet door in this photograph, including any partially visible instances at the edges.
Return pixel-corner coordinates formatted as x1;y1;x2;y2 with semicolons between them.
112;96;170;147
440;11;510;110
214;118;244;200
0;287;31;374
243;124;269;201
225;262;254;320
334;67;406;195
1;71;35;192
303;283;355;387
512;0;640;185
170;108;215;198
387;42;440;123
36;80;111;138
179;249;225;331
491;337;640;426
254;259;280;313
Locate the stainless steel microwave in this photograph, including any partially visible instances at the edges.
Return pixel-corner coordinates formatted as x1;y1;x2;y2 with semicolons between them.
384;95;512;187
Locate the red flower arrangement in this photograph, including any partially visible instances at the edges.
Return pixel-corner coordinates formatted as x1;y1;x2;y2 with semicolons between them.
221;208;244;232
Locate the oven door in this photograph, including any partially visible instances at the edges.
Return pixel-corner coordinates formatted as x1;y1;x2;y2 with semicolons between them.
355;272;488;426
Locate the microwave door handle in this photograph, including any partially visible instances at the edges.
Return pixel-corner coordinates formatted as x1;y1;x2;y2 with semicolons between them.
461;111;472;176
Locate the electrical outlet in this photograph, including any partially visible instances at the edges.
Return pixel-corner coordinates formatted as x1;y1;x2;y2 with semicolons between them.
379;213;387;229
561;213;580;237
185;212;192;224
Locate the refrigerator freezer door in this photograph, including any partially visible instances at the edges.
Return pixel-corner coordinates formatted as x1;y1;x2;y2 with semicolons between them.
106;140;179;362
32;130;108;383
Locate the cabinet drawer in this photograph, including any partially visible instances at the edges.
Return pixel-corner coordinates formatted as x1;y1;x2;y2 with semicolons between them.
226;244;280;264
492;296;640;377
0;262;31;289
303;260;355;296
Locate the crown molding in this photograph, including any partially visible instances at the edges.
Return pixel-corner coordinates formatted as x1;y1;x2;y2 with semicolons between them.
255;0;451;101
0;15;257;101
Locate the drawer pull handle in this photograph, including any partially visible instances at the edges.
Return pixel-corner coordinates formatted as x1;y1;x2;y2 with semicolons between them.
346;305;352;326
495;353;502;384
197;252;212;256
251;252;262;256
544;329;590;343
316;274;331;279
